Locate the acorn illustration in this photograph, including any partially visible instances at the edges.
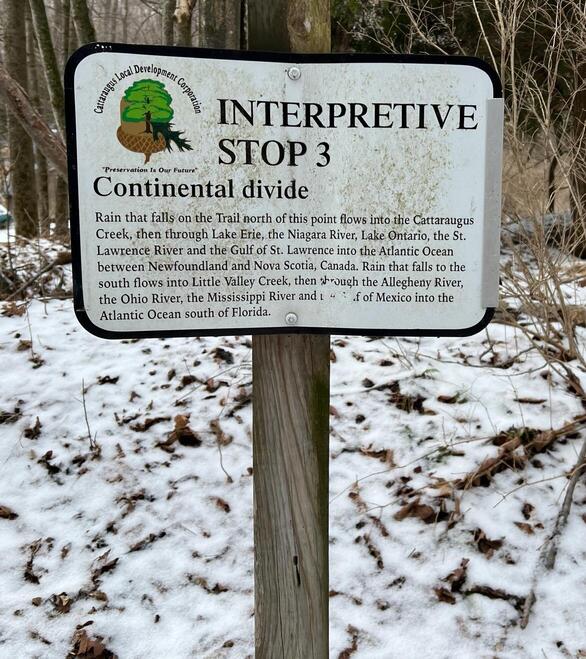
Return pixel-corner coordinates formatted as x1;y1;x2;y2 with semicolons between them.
116;79;192;164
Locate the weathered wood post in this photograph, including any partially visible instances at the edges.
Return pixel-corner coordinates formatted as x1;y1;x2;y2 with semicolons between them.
248;2;331;657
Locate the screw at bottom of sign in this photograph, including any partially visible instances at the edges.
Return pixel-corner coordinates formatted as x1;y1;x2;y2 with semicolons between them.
285;313;298;325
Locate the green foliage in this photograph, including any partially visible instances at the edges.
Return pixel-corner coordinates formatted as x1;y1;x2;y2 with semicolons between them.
125;88;172;105
123;103;173;123
122;79;174;124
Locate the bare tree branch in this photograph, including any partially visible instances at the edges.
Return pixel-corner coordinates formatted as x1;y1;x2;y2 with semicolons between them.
0;62;67;179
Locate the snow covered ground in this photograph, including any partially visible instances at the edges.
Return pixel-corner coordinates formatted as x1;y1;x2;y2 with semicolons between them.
1;271;586;658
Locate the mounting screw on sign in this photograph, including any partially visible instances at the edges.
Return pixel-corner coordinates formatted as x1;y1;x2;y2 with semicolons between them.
287;66;301;80
285;312;298;325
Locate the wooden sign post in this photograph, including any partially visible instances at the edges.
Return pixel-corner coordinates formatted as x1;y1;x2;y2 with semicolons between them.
249;3;331;657
253;334;330;657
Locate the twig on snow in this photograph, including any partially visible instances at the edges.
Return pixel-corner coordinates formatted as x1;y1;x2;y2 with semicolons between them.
520;435;586;628
81;380;99;452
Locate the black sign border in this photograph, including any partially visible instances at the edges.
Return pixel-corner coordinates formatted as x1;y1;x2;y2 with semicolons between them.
65;42;502;340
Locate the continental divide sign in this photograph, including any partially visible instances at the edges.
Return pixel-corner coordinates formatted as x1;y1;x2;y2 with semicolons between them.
65;44;503;338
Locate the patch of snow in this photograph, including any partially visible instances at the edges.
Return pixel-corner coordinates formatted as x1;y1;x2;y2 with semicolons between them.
0;261;585;657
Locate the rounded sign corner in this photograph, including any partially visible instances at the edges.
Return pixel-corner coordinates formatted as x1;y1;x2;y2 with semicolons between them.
74;306;120;341
459;307;495;336
65;43;114;87
462;56;502;99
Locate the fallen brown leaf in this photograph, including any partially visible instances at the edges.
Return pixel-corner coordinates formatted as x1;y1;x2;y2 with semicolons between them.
212;347;234;364
338;625;359;659
210;418;232;446
443;558;469;592
68;628;117;659
24;417;42;439
97;375;119;385
0;405;22;424
54;251;72;265
464;585;525;611
205;378;221;392
159;415;201;450
52;592;72;614
394;499;436;524
0;505;18;520
190;575;229;594
90;590;108;602
24;540;42;584
129;531;166;553
38;450;60;475
437;394;459;404
360;446;395;466
177;374;197;390
2;302;27;317
212;497;231;513
130;416;171;432
434;586;456;604
473;529;503;558
91;551;119;586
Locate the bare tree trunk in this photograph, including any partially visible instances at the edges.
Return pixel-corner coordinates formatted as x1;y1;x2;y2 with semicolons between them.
162;0;175;45
5;0;38;238
0;102;9;216
248;0;330;52
59;0;72;68
121;0;129;42
0;101;6;157
199;0;241;49
29;0;66;137
72;0;96;44
239;0;247;50
53;0;71;238
109;0;118;42
35;153;49;230
54;175;69;239
26;14;49;229
102;0;112;40
175;0;195;46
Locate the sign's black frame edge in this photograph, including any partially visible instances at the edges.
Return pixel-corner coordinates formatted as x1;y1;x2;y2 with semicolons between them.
65;42;501;341
72;306;495;340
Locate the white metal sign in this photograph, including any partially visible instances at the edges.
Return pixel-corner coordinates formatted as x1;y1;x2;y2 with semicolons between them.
66;44;503;338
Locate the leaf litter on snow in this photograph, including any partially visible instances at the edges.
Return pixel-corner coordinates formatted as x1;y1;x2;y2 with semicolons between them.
0;255;586;658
